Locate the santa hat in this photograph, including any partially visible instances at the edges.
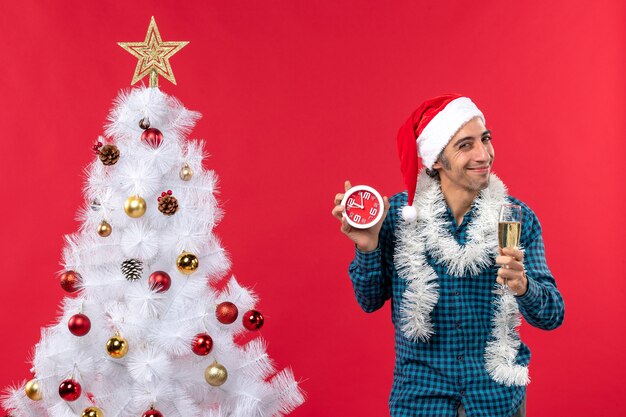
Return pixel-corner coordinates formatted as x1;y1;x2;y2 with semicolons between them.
396;94;485;222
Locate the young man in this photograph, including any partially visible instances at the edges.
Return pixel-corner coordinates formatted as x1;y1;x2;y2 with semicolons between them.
332;94;564;417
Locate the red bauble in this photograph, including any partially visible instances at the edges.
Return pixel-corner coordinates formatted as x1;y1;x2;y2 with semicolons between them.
143;409;163;417
58;379;81;401
59;271;81;293
148;271;171;293
242;310;264;331
141;128;163;147
68;313;91;336
216;302;238;324
191;333;213;356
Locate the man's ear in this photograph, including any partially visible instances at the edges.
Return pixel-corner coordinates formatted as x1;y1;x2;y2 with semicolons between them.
431;160;441;170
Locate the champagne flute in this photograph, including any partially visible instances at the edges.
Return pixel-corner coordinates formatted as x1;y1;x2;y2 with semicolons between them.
493;204;522;295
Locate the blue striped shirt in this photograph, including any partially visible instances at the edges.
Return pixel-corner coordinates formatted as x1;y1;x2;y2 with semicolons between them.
349;191;564;417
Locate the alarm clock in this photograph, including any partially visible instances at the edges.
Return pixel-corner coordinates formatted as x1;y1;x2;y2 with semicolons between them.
341;185;384;229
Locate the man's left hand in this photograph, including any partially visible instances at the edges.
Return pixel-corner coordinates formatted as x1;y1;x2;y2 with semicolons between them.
496;247;528;296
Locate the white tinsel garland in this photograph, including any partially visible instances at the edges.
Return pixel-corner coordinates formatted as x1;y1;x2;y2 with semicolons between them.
395;170;529;386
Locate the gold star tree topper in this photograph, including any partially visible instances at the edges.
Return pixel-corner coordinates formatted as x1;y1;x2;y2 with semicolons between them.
118;16;189;87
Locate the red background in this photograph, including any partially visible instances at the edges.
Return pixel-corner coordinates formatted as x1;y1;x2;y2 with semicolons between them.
1;1;624;416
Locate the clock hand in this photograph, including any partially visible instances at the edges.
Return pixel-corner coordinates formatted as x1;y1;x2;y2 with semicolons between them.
349;201;364;209
349;193;365;209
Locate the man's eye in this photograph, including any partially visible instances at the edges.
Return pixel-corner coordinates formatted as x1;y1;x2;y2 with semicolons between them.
482;136;492;142
460;143;470;149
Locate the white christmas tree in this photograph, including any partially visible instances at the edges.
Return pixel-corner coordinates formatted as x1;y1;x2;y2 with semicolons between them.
2;18;304;417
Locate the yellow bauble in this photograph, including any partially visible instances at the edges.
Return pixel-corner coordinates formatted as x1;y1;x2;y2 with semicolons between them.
180;163;193;181
176;252;199;275
106;335;129;358
204;361;228;386
82;407;104;417
25;379;42;401
124;196;147;218
97;220;112;237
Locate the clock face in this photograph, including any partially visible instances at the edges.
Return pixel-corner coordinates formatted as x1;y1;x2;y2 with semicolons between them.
341;185;384;229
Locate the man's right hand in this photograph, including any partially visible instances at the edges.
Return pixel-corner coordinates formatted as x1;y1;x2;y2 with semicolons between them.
331;180;390;252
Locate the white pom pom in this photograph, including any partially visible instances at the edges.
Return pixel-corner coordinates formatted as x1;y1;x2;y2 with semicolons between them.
401;205;418;223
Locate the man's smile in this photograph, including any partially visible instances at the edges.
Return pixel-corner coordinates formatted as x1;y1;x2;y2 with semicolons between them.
467;166;490;174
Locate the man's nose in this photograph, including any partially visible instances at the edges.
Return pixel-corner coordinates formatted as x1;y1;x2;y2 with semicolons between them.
474;142;491;162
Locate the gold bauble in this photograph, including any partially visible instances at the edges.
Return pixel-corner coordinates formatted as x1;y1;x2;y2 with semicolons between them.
82;407;104;417
180;163;193;181
204;361;228;386
106;335;129;358
124;195;147;218
176;252;199;275
97;220;112;237
25;379;42;401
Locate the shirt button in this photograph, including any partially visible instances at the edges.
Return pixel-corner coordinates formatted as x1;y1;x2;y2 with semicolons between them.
454;290;460;296
455;322;461;329
457;355;464;361
460;390;465;396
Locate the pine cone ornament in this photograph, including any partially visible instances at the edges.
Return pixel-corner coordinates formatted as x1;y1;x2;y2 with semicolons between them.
99;144;120;166
158;190;178;216
121;259;143;281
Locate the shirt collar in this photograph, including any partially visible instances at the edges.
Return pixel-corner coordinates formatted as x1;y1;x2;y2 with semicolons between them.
445;202;478;230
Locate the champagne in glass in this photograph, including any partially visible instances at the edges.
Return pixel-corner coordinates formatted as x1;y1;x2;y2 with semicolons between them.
498;221;521;249
494;204;522;295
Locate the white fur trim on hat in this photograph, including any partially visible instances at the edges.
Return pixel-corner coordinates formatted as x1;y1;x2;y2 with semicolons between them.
417;97;485;169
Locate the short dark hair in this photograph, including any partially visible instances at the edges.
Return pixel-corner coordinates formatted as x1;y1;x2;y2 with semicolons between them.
425;167;439;179
425;151;450;180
